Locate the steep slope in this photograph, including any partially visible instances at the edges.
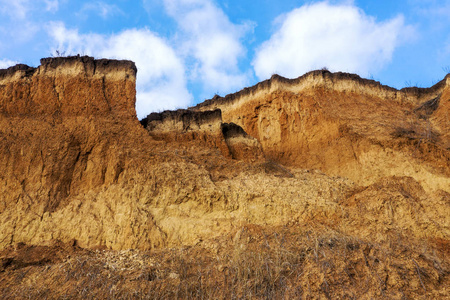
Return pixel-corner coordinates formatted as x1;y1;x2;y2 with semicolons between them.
0;57;449;298
193;72;450;193
0;56;165;249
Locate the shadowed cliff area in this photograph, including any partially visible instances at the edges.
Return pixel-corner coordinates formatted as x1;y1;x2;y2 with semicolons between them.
0;57;449;298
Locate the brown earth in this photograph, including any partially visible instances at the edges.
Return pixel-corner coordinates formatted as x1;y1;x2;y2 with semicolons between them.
0;56;448;298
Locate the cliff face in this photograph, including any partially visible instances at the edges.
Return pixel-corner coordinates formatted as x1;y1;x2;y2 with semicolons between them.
0;58;449;298
0;56;162;249
141;109;264;162
0;56;266;250
0;56;137;118
194;71;450;193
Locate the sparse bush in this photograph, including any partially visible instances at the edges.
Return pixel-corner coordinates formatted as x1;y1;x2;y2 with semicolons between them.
52;50;66;57
443;66;450;74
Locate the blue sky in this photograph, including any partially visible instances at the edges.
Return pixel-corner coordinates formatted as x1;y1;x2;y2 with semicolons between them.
0;0;449;119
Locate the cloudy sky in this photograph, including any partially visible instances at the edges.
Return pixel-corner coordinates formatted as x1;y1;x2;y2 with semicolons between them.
0;0;449;119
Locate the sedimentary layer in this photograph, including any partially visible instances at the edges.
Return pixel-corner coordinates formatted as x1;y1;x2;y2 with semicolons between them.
0;57;448;258
192;71;450;193
0;55;137;118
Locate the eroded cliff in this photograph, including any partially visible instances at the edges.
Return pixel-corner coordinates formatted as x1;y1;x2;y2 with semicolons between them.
0;57;449;298
0;56;163;249
193;71;450;193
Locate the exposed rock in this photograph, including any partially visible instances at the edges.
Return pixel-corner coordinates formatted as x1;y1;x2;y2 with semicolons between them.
0;56;160;250
0;55;137;119
141;108;232;158
142;108;222;132
193;71;448;111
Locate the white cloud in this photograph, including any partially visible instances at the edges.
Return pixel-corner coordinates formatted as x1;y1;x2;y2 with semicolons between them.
253;1;413;80
48;22;104;55
410;0;450;16
163;0;251;96
0;59;18;69
47;22;192;119
79;1;123;19
0;0;58;18
44;0;59;12
0;0;29;19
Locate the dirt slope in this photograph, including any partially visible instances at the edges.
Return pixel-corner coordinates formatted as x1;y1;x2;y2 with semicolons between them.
0;57;448;298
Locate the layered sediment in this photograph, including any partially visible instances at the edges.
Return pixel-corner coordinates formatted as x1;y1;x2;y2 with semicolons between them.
193;71;450;193
142;109;264;161
0;56;158;250
0;56;137;118
0;57;449;298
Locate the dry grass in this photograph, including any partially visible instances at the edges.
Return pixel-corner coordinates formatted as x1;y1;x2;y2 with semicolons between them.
392;124;440;143
1;225;448;299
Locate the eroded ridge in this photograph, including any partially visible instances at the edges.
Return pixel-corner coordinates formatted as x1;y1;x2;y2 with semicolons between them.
189;70;450;192
194;71;450;112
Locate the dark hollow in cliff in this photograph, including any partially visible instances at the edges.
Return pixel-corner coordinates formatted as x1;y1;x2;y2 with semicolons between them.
221;122;249;139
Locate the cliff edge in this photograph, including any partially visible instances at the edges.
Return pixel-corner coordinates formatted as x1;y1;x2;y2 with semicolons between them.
0;56;137;119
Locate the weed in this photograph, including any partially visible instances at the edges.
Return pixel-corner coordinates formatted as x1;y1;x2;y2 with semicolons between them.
52;50;67;57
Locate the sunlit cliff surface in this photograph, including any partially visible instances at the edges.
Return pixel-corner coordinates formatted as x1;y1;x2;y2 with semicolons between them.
0;56;448;298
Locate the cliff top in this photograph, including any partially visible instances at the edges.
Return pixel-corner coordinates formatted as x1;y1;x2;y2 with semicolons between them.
0;55;137;81
193;70;450;110
0;56;138;118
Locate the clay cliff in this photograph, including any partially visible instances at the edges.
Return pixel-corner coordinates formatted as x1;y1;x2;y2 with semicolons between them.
193;71;450;193
0;56;449;298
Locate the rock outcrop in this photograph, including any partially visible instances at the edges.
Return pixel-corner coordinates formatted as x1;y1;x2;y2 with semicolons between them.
141;109;231;158
0;56;163;250
141;109;264;162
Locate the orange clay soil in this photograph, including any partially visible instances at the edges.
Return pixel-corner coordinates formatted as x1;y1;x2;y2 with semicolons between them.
0;56;448;298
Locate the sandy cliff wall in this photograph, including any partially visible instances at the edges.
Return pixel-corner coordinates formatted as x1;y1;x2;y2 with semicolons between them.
194;71;447;112
142;109;223;132
432;76;450;148
142;109;264;162
0;57;265;250
0;58;448;262
0;62;448;298
0;56;137;119
193;71;450;193
0;56;160;249
141;109;233;158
